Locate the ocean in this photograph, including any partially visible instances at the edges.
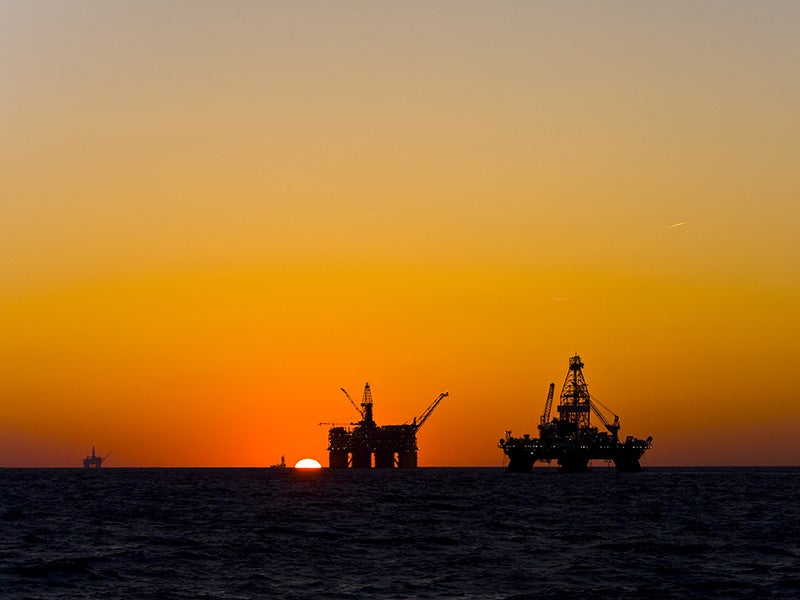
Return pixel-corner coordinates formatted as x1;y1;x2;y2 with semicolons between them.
1;467;798;599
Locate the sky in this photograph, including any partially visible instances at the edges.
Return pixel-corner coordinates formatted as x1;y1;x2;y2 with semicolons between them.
2;1;799;467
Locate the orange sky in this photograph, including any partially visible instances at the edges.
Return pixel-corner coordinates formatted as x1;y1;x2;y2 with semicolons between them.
2;2;799;466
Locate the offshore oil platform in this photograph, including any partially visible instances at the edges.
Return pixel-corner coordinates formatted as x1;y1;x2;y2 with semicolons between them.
325;383;448;468
82;446;111;468
499;355;652;473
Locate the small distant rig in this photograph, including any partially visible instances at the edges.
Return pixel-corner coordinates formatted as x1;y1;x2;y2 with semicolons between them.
324;383;448;468
499;355;652;473
83;446;111;468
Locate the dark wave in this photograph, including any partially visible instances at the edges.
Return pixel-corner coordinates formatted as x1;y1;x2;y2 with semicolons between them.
0;467;798;598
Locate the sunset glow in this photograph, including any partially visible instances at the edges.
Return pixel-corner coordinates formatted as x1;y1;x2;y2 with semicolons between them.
294;459;322;470
2;2;798;467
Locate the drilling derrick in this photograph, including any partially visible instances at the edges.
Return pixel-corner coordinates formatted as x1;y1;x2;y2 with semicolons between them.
360;383;375;426
326;383;448;469
350;383;376;468
557;354;592;433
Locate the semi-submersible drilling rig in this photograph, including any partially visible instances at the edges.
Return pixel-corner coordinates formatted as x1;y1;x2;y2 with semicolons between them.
499;355;652;472
325;383;448;468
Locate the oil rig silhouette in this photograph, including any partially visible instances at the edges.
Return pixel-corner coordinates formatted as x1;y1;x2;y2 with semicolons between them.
82;446;111;469
325;383;448;468
499;355;652;472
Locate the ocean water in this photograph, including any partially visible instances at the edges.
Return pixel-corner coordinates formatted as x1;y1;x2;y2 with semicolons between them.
1;467;798;599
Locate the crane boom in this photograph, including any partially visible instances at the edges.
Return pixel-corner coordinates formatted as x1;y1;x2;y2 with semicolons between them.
340;388;364;418
540;383;555;426
414;392;448;432
589;395;620;437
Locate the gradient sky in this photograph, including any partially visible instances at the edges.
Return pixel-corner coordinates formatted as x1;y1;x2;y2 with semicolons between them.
2;1;799;467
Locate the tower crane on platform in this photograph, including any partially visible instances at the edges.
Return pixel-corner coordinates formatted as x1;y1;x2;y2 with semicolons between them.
412;391;448;432
539;383;556;426
340;387;364;418
590;396;621;440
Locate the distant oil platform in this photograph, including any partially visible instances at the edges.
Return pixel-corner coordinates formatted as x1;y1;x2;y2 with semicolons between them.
83;446;111;468
499;355;652;472
324;383;447;468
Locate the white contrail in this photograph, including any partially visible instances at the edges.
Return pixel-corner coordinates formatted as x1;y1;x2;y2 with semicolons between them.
669;221;686;228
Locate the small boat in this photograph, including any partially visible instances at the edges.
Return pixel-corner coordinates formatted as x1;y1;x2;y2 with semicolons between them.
268;455;287;469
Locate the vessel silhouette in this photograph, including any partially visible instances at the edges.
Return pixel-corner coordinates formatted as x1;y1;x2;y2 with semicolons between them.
268;455;287;469
499;355;652;472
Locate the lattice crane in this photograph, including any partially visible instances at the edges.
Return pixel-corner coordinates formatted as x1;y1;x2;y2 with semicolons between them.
412;392;448;432
540;383;556;426
340;387;364;418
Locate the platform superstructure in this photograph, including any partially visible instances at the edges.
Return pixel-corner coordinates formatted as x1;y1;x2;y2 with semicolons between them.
82;446;111;468
326;383;447;468
499;355;652;472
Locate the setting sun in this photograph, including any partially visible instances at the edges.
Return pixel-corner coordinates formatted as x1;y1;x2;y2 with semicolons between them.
294;458;322;469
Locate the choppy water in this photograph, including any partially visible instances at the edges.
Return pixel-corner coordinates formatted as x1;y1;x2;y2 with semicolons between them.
1;467;798;599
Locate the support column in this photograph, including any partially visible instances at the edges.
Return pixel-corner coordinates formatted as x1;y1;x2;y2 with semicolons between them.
351;450;372;468
329;450;349;469
397;450;417;468
374;450;395;468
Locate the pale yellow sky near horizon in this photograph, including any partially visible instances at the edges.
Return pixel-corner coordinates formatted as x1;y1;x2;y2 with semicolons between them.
2;1;799;466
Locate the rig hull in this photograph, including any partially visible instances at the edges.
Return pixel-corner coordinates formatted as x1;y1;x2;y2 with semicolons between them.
502;435;650;473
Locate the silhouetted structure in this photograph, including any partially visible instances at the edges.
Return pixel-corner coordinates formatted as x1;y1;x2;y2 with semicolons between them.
326;383;448;468
268;455;287;469
83;446;111;468
499;355;652;472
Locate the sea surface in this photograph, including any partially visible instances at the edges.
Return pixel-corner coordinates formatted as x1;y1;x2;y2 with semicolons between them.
1;467;798;599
